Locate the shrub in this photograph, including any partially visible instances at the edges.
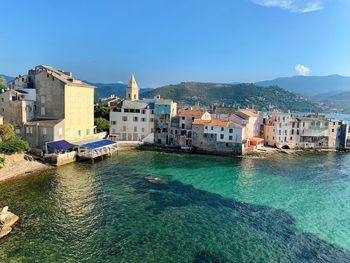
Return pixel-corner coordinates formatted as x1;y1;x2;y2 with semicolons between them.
0;138;29;154
0;124;15;142
94;117;110;132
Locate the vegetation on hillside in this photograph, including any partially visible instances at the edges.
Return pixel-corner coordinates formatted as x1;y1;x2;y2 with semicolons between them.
144;82;323;112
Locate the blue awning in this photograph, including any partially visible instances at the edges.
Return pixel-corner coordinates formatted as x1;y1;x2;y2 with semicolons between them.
47;140;75;151
81;140;117;150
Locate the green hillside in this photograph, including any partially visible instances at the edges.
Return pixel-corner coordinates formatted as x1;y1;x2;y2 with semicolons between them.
143;82;324;112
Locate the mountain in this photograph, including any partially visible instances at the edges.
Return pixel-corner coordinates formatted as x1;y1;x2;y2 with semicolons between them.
256;75;350;96
143;82;323;112
312;91;350;112
0;74;15;83
83;81;152;101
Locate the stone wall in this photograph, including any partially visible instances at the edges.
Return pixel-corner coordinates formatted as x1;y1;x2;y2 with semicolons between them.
192;124;243;155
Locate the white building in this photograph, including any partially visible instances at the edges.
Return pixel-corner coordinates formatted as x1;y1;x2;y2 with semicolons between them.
109;100;155;141
109;74;155;141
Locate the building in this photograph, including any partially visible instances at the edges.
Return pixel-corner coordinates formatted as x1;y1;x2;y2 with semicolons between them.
263;111;344;150
153;99;177;145
192;119;245;155
0;115;3;125
168;109;211;147
109;100;155;141
3;65;95;150
340;123;350;150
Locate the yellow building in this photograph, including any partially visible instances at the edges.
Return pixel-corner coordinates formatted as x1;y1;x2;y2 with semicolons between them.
64;83;94;141
7;65;95;149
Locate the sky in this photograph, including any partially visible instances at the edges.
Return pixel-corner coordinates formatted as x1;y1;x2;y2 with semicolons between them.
0;0;349;87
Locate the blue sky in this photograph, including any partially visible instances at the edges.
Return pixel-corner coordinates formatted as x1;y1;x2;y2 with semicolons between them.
0;0;349;87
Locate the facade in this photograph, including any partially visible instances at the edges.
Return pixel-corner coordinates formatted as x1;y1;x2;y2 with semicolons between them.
168;109;211;147
109;100;155;141
154;99;178;145
263;111;344;150
3;65;95;149
192;119;245;155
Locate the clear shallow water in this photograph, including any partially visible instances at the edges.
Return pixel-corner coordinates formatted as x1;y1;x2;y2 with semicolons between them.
1;151;350;262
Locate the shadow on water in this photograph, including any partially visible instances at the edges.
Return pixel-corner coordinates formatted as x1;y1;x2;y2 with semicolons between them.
133;177;350;263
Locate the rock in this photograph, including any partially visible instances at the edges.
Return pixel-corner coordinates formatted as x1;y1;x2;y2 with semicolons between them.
0;211;19;227
0;226;12;239
1;206;8;213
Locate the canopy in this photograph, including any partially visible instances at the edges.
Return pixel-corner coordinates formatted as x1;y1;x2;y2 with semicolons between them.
81;140;117;150
47;140;75;151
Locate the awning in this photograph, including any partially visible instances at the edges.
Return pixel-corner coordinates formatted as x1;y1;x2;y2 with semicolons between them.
47;140;76;151
81;139;117;150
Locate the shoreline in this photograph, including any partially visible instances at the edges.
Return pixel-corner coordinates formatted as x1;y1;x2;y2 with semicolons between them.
0;154;53;184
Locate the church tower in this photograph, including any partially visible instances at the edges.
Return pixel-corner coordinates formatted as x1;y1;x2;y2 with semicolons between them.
126;74;139;101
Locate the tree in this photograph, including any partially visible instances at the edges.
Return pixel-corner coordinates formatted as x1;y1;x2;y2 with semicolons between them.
94;105;110;120
0;76;7;90
94;117;110;132
0;124;15;142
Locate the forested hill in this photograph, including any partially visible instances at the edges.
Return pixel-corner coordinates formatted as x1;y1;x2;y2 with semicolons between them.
143;82;324;112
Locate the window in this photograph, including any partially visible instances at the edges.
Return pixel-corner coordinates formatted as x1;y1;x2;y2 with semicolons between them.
332;129;335;132
86;128;90;135
290;136;293;140
291;129;294;135
182;117;185;120
141;118;146;122
40;96;46;104
15;129;20;134
150;118;154;122
220;134;224;139
78;130;82;136
181;123;185;129
1;98;3;102
123;126;126;132
133;117;138;122
229;129;233;133
210;134;214;138
41;106;45;115
42;128;47;135
134;127;137;132
111;121;117;125
229;136;233;140
122;116;128;121
112;129;116;134
135;109;140;113
297;130;299;135
192;117;195;121
205;126;208;130
142;110;145;114
59;128;63;136
211;126;213;130
142;128;145;132
221;127;224;131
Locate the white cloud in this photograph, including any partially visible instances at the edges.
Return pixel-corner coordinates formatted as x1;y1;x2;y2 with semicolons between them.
294;64;311;76
252;0;325;13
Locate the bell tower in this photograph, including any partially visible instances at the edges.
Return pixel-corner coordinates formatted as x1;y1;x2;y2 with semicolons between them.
126;74;139;101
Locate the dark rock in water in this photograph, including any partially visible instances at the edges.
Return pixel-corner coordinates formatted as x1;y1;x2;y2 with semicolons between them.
145;176;166;184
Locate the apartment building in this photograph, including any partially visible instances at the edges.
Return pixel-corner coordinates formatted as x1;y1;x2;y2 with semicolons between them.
168;109;211;147
3;65;95;149
192;119;245;155
109;100;155;141
263;111;344;150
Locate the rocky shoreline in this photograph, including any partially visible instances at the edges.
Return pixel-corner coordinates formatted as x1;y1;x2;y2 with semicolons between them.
0;153;52;184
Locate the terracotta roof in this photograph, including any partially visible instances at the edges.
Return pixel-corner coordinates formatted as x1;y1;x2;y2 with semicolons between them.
178;109;206;117
193;119;229;127
238;110;260;118
250;137;264;142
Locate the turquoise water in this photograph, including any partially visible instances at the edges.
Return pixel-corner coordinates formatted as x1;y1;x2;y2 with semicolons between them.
1;151;350;262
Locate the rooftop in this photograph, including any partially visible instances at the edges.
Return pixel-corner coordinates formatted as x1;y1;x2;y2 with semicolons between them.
237;110;260;118
193;119;229;127
178;109;206;117
123;100;154;110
